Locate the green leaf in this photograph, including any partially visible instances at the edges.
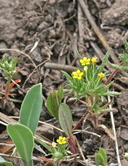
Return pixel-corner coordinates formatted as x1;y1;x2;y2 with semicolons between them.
95;148;107;166
110;63;128;72
61;71;73;81
95;153;100;166
46;87;63;119
0;156;13;166
124;40;128;52
99;148;107;164
58;103;72;137
76;50;82;59
97;50;110;73
20;83;43;135
35;137;54;153
7;124;34;166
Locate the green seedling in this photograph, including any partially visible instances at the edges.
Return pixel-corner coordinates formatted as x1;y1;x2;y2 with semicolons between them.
36;136;69;163
95;148;108;166
46;88;77;154
0;55;23;102
0;84;43;166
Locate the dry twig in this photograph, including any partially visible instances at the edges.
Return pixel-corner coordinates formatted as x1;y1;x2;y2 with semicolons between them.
78;0;119;64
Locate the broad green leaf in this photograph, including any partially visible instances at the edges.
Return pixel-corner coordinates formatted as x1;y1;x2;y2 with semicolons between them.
0;156;13;166
7;124;34;166
46;87;63;119
20;83;43;135
59;103;72;137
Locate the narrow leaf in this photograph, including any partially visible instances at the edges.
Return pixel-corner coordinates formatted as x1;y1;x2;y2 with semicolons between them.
95;153;100;166
99;148;107;164
97;50;110;73
59;103;72;137
7;124;34;166
20;83;43;135
35;137;54;153
110;63;128;71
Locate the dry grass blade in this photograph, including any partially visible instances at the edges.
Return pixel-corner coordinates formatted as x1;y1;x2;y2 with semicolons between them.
107;95;122;166
78;0;119;65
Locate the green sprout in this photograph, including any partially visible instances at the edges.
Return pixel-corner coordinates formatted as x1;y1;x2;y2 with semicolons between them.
0;55;22;101
95;148;108;166
0;55;18;81
36;136;69;163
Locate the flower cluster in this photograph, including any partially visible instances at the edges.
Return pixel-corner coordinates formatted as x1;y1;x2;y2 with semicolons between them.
56;136;67;145
98;72;105;79
62;51;120;115
80;56;98;66
72;69;83;80
71;56;105;80
50;136;68;162
91;57;98;64
80;57;90;66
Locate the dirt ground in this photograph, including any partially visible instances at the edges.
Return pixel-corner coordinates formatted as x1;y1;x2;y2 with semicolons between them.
0;0;128;165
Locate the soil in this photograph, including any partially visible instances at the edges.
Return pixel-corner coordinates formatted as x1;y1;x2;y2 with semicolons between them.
0;0;128;166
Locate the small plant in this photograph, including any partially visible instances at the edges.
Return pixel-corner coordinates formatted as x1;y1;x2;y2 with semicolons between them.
95;148;108;166
36;136;69;163
46;89;77;154
62;51;119;127
0;83;43;166
0;55;22;102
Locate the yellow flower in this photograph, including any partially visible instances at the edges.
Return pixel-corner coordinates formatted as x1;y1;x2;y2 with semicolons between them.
52;142;57;148
84;66;88;72
91;57;98;64
124;153;128;158
80;57;90;66
98;72;105;79
72;70;83;80
56;136;67;145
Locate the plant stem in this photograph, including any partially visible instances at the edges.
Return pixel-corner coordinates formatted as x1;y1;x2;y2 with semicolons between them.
23;160;33;166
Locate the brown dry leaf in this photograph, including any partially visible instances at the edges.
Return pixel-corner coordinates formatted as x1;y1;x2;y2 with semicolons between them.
0;140;14;153
98;124;115;141
120;127;128;140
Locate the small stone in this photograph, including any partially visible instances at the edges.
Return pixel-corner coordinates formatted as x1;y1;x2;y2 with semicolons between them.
120;128;128;140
